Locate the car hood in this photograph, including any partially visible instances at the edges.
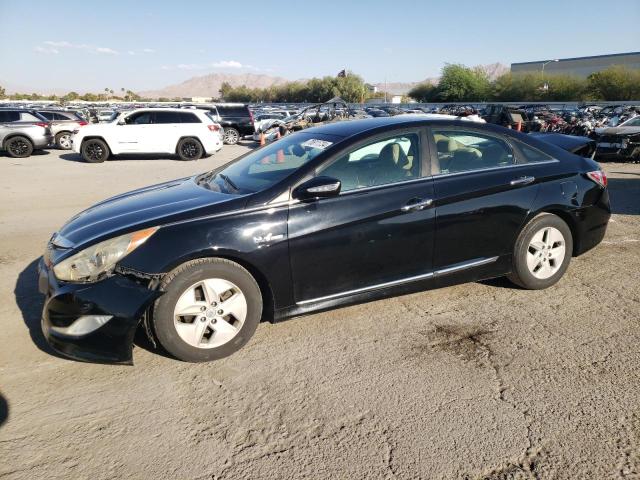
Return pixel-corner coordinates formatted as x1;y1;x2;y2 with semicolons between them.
596;126;640;136
57;176;242;248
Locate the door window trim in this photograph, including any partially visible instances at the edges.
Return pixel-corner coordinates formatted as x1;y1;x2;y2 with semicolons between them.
424;126;557;177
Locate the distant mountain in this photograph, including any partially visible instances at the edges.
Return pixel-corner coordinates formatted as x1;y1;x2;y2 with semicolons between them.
138;73;289;99
372;63;510;96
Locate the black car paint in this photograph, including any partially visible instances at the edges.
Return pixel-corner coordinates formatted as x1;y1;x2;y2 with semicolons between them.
38;118;610;364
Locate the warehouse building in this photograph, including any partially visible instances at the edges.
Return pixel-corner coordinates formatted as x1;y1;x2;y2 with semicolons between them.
511;52;640;78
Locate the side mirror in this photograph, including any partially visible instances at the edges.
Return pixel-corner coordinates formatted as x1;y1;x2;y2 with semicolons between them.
292;176;341;201
117;118;126;125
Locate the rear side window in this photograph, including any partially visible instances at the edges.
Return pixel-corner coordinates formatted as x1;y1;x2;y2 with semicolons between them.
178;112;201;123
432;130;514;175
217;106;249;117
154;111;180;124
0;111;21;122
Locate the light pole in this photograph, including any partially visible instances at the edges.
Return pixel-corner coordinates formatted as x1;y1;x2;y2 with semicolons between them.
541;59;559;80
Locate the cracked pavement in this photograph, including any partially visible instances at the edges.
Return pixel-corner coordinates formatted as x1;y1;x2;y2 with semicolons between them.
0;148;639;479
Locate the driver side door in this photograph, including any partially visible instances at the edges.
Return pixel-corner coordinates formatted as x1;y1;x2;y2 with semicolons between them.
115;111;153;152
287;129;436;304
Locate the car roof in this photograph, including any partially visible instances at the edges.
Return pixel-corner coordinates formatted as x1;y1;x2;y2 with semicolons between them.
302;116;490;138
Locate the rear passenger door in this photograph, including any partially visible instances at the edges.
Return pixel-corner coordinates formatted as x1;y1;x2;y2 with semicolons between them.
152;111;183;153
428;127;543;271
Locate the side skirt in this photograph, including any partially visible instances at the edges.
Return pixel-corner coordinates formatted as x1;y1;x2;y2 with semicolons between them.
273;255;511;322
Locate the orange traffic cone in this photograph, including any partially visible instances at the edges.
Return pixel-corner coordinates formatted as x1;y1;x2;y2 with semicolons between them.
259;132;265;146
276;149;285;163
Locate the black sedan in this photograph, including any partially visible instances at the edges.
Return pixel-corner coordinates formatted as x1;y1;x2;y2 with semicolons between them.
38;117;610;364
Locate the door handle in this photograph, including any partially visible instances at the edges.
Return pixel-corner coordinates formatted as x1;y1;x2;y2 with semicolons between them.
401;198;433;212
510;176;535;186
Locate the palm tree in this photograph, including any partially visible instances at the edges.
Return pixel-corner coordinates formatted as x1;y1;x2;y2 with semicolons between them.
104;87;109;100
121;87;126;100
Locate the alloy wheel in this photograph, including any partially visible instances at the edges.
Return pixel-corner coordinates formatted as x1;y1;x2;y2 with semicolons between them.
181;141;199;159
58;134;71;149
173;278;247;349
224;129;239;144
85;143;104;161
526;226;566;279
8;139;29;156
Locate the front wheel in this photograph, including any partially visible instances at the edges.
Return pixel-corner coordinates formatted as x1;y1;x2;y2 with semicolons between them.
507;213;573;290
81;138;110;163
151;258;263;362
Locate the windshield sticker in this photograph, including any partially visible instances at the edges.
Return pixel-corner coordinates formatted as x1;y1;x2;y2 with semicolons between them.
301;139;333;150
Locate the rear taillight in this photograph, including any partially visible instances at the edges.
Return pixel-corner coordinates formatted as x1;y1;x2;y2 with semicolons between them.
586;170;607;188
208;124;220;132
78;121;88;126
36;122;49;128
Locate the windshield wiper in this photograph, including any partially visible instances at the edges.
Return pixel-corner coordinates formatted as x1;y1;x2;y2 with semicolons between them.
197;170;216;185
218;173;239;192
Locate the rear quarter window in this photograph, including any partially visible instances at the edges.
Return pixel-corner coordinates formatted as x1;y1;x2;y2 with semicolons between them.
514;141;554;163
179;112;201;123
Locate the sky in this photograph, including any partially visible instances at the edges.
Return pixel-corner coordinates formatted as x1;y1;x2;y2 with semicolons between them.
1;0;638;93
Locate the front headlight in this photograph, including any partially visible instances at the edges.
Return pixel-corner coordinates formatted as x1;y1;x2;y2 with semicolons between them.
53;227;158;282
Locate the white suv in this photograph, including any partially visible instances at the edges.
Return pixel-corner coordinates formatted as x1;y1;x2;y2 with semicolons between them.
71;108;223;162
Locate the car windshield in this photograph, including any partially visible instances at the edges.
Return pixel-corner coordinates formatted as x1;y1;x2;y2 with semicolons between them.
621;116;640;127
199;132;340;195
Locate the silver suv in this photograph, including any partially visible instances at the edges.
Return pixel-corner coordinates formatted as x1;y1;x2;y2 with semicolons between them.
0;109;53;158
37;110;88;149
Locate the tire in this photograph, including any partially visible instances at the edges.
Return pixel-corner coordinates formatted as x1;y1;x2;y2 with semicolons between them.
81;138;110;163
507;213;573;290
151;258;263;362
223;127;240;145
4;136;34;158
176;137;203;161
55;131;72;150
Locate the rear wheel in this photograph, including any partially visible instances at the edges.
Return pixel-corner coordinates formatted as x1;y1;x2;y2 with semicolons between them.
507;213;573;289
81;138;110;163
223;127;240;145
151;258;262;362
4;136;33;158
55;131;72;150
177;137;203;160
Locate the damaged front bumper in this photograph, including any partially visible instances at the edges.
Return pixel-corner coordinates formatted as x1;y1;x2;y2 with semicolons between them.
38;258;162;364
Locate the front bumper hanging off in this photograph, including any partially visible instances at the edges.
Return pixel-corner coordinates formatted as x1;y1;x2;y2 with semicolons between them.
38;258;162;364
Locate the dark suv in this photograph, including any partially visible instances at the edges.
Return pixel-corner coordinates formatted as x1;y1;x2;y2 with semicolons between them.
196;104;254;145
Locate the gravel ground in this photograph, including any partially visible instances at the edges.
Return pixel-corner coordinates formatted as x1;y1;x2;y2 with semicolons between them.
0;146;638;479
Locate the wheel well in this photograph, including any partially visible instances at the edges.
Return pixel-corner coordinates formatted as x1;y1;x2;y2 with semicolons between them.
539;209;580;256
2;133;33;148
81;136;111;150
55;130;71;136
164;254;275;322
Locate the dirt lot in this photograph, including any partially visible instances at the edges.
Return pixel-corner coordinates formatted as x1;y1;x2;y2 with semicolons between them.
0;146;639;479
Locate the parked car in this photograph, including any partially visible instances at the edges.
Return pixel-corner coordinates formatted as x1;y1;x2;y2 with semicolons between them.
595;115;640;161
0;108;53;158
196;104;254;145
97;110;117;123
38;117;610;364
37;110;88;149
70;108;223;162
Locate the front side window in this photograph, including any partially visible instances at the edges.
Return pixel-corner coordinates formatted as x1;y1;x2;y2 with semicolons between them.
318;134;420;192
432;130;514;175
126;112;153;125
201;132;339;194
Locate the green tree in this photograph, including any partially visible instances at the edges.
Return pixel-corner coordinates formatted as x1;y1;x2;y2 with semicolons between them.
435;64;490;102
408;82;437;102
587;66;640;100
0;85;5;99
